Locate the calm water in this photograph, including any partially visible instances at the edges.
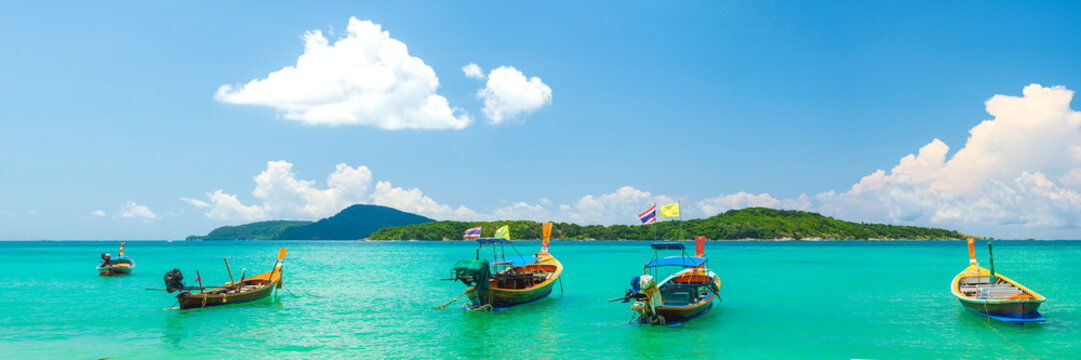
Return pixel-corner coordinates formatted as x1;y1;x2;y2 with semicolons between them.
1;240;1078;359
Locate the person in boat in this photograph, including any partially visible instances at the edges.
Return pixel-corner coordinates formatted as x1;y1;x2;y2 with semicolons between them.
101;253;112;266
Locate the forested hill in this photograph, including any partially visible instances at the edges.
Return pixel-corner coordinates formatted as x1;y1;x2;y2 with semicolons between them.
186;204;434;240
185;220;312;241
367;207;971;240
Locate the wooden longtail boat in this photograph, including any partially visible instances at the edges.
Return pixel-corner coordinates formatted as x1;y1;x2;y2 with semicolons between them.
951;239;1045;323
97;242;134;276
174;249;287;310
620;240;721;326
447;223;562;311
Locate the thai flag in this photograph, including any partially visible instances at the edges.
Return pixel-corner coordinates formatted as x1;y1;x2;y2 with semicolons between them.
639;204;657;224
463;226;482;239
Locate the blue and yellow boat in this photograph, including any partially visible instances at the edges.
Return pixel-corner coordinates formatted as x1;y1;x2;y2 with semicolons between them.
622;239;720;326
96;242;134;276
951;238;1045;323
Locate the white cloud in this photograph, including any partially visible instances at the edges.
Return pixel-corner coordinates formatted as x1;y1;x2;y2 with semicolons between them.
462;63;485;79
696;84;1081;237
215;17;471;130
478;66;552;123
116;202;159;221
555;186;676;225
371;180;479;220
185;160;477;222
203;190;267;222
180;197;209;208
251;161;373;218
698;192;784;215
91;210;106;216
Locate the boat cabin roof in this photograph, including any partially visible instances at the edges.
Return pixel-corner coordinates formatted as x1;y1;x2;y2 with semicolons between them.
650;242;685;250
492;256;539;267
476;238;511;244
646;255;707;268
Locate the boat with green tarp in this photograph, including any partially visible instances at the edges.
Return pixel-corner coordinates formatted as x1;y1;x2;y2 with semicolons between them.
440;223;563;311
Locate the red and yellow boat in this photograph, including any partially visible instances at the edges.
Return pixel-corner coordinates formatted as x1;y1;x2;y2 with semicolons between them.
621;239;721;326
951;238;1045;323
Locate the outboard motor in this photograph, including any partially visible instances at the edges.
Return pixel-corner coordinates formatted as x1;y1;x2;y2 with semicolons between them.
164;269;185;293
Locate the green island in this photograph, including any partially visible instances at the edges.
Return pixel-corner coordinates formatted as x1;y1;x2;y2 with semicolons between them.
368;207;972;240
188;205;972;241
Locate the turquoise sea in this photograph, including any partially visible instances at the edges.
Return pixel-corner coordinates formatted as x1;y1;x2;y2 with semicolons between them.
1;240;1078;359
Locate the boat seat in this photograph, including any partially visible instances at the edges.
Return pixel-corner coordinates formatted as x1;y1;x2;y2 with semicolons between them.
662;291;692;305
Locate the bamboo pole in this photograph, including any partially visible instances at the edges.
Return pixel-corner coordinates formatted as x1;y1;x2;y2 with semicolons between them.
224;258;236;288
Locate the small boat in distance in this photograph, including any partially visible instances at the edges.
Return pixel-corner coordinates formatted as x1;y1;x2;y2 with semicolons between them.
616;237;721;326
160;248;287;310
97;242;134;276
951;238;1045;323
444;223;563;311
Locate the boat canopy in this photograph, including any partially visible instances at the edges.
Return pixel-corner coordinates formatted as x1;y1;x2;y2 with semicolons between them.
650;242;685;250
492;256;539;267
476;238;511;244
645;256;707;268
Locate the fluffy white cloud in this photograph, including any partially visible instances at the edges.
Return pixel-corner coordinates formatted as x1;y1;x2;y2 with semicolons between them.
371;181;480;220
203;190;267;222
91;210;106;217
215;17;471;130
116;202;159;221
556;186;676;225
462;63;485;79
478;66;552;123
186;160;477;222
697;84;1081;237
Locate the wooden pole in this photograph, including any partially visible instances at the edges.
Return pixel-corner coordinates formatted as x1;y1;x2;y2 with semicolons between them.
988;243;996;284
196;269;205;290
224;258;236;288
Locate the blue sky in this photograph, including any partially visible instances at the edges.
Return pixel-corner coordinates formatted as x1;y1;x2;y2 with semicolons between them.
2;1;1081;239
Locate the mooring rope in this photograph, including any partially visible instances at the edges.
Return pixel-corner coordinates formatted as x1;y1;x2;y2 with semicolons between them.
983;300;1038;360
280;284;303;298
433;287;475;309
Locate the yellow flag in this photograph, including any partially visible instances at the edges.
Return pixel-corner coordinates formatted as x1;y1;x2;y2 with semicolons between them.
660;202;681;218
495;225;510;240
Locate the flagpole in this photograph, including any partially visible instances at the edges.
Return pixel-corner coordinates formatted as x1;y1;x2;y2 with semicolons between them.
652;203;658;241
678;201;683;241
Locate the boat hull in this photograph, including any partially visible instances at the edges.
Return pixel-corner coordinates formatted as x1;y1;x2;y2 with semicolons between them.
469;277;557;309
175;252;285;310
951;265;1046;323
957;298;1044;322
97;258;134;276
97;266;133;276
177;282;277;309
632;292;717;325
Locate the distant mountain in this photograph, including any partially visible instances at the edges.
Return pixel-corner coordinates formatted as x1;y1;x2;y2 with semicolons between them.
186;220;312;241
277;204;435;240
368;207;973;240
186;204;435;241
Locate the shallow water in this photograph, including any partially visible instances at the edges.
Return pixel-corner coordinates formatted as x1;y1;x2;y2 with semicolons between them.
0;240;1078;359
